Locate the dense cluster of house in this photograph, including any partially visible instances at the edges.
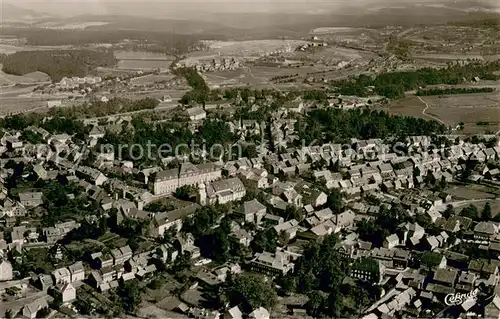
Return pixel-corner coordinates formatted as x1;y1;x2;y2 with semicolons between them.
58;76;103;90
0;105;499;319
175;57;241;73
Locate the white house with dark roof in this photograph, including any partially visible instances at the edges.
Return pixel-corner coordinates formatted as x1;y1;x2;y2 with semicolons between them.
474;222;498;241
153;162;221;195
250;251;295;276
203;177;246;205
19;192;43;208
152;203;201;237
52;282;76;304
0;259;13;281
383;234;400;249
242;199;267;224
52;267;71;284
76;166;107;186
186;107;206;121
68;261;85;282
23;298;49;319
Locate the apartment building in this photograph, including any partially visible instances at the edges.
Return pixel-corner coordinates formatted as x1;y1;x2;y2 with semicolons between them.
153;162;221;195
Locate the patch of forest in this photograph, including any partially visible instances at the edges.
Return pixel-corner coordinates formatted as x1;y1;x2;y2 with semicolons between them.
1;27;209;54
332;60;500;99
1;49;116;82
416;87;495;96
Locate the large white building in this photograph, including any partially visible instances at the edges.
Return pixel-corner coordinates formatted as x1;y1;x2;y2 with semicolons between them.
0;259;13;281
186;107;206;121
59;76;102;89
153;163;221;195
199;177;246;205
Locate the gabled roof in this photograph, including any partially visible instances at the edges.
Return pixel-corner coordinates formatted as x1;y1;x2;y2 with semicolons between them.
244;199;266;215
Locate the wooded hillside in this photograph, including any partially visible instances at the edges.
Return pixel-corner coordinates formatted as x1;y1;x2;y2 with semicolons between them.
2;49;116;82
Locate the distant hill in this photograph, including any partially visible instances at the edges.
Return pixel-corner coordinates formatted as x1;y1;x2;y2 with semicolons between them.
79;15;240;35
1;3;51;21
3;0;499;40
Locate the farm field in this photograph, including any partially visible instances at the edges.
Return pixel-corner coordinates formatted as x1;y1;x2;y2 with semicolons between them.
118;89;189;102
0;44;73;54
202;68;255;88
311;27;367;34
446;184;497;201
420;93;500;134
293;46;367;63
203;64;330;89
376;95;428;118
117;59;173;70
199;39;309;57
0;96;51;116
114;50;174;61
377;91;500;134
0;68;51;86
130;74;176;85
38;21;110;29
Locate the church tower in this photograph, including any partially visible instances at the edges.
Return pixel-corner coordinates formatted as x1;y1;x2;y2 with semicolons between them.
197;183;207;206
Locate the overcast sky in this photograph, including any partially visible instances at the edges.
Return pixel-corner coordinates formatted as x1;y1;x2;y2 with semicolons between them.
6;0;363;16
5;0;499;17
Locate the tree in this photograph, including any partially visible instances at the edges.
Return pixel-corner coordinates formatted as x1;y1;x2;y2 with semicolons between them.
198;229;230;263
175;185;193;201
147;276;164;290
162;225;178;244
460;204;479;221
421;251;443;270
307;291;325;317
127;237;140;252
224;275;277;311
327;189;344;212
116;280;142;314
326;292;342;317
36;307;51;318
284;205;303;221
293;235;345;294
251;229;278;253
443;204;454;219
280;276;297;296
482;202;492;221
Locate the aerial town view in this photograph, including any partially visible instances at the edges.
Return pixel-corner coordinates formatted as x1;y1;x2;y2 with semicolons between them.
0;0;499;318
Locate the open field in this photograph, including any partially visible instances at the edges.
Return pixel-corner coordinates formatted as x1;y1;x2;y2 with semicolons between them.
202;66;315;89
291;46;379;68
116;89;188;101
0;69;51;86
311;27;368;34
199;39;309;57
202;69;250;88
446;184;497;201
0;44;73;54
114;50;175;61
130;74;176;85
445;184;500;217
0;96;52;116
114;50;175;70
376;89;500;134
37;21;110;29
459;199;500;218
420;92;500;134
117;60;173;70
405;26;500;58
375;95;428;118
203;63;336;89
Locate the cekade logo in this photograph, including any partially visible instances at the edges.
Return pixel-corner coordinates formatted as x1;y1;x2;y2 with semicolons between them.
444;288;480;306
